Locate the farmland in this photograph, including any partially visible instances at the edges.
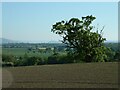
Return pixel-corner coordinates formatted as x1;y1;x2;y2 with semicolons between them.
2;48;53;58
2;43;69;66
2;43;119;88
2;43;66;57
2;62;118;88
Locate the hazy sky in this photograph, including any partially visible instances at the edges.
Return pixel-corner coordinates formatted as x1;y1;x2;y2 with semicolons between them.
2;2;118;43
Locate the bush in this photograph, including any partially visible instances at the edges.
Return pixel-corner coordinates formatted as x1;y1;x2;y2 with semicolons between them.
2;62;14;67
114;51;120;61
13;56;43;66
2;54;15;62
58;54;74;64
47;54;58;64
36;57;45;65
47;53;74;64
105;48;115;62
23;57;38;66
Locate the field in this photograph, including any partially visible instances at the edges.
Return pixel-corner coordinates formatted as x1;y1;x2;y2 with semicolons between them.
2;62;118;88
2;48;53;58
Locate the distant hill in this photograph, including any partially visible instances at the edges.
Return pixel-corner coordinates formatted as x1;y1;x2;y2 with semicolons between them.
0;38;20;44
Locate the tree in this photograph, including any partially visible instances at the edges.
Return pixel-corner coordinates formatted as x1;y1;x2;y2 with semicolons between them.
2;54;15;62
114;50;120;61
51;15;107;62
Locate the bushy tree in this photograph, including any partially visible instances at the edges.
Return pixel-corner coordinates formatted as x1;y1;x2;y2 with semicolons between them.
114;50;120;61
2;54;15;62
47;53;59;64
51;15;107;62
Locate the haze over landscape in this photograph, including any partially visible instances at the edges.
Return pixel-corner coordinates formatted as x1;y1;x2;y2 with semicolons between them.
2;2;118;43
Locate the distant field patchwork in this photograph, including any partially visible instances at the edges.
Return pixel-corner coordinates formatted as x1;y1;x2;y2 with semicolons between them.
2;62;118;88
2;48;53;58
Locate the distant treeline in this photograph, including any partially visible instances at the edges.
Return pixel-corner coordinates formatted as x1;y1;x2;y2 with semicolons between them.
104;43;119;51
2;43;65;48
2;42;119;51
2;53;73;67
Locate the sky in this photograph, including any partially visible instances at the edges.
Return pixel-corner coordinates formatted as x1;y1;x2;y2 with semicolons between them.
2;2;118;43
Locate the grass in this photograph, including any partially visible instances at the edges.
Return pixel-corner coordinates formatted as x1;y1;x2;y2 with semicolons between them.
2;62;118;88
3;48;28;56
2;48;53;58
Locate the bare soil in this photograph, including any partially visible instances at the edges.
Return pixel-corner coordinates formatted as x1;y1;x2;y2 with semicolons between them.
2;62;118;88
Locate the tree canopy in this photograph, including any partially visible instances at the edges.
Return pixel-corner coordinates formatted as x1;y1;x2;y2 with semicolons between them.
51;15;108;62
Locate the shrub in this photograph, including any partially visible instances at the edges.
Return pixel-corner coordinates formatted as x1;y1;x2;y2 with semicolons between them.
2;54;15;62
47;54;58;64
23;57;38;66
58;54;74;64
2;62;14;67
36;57;45;65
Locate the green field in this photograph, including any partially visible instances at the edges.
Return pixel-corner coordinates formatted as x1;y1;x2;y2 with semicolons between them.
3;48;27;56
2;48;67;61
2;62;118;88
2;48;53;58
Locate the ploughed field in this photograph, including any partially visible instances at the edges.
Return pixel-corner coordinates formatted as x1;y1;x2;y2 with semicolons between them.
2;62;118;88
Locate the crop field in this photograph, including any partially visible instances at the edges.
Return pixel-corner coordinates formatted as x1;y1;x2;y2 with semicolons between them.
2;62;118;88
2;48;53;58
3;48;28;56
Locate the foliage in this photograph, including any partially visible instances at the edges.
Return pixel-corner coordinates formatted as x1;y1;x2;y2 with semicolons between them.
114;50;120;61
2;41;119;67
51;15;108;62
58;54;74;64
105;47;115;62
47;53;74;64
2;54;15;62
47;53;59;64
